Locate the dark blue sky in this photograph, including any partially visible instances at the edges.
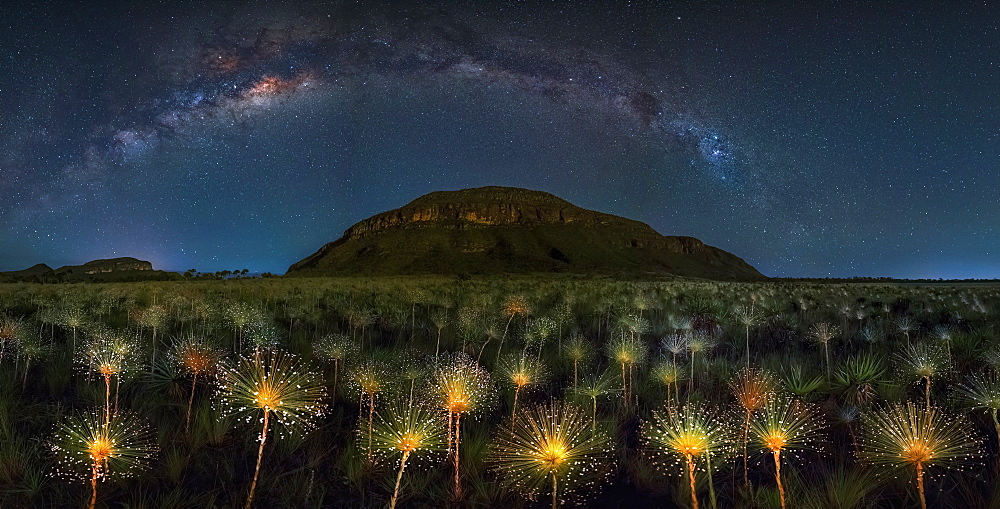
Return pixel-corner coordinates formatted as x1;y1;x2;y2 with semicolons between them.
1;1;997;278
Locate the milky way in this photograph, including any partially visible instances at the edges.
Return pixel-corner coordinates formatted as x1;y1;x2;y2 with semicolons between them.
2;2;997;277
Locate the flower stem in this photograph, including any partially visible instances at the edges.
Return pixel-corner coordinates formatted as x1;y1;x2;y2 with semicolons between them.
685;454;699;509
389;450;411;509
244;410;270;509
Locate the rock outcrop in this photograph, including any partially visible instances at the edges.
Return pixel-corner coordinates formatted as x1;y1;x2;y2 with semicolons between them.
2;257;164;282
288;186;764;280
54;257;153;275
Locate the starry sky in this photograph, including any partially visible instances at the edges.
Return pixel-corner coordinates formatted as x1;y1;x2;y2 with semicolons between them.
1;1;997;278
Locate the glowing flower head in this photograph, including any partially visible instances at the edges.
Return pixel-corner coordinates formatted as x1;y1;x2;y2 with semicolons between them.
491;402;612;503
216;350;327;435
430;352;493;416
51;410;156;482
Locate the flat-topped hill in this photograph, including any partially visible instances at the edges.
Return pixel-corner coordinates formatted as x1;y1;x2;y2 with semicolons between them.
288;186;764;280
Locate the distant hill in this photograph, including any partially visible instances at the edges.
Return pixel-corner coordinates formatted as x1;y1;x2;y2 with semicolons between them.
1;257;180;283
2;263;53;277
288;186;764;280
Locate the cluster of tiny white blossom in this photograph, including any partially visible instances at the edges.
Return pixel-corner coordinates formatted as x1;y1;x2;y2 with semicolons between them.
215;350;327;437
430;352;495;419
748;396;826;457
490;402;613;504
369;399;447;462
50;410;156;481
75;327;141;379
861;402;983;474
643;403;736;477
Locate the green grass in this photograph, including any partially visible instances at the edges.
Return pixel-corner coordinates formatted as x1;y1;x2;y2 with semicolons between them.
0;276;997;507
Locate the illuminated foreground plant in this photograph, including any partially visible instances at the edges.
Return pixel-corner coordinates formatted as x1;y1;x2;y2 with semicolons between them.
313;333;355;399
954;371;1000;459
217;350;326;509
561;334;592;387
895;342;949;411
570;371;618;431
492;402;612;509
650;360;684;406
605;334;646;407
78;329;141;426
730;367;776;487
430;352;493;499
643;404;734;509
498;353;550;421
749;396;825;509
861;402;981;509
347;359;392;461
370;401;447;509
172;335;222;434
51;410;156;509
0;314;25;362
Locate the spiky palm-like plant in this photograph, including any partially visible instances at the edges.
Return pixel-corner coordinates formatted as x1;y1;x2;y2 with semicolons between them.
605;334;647;407
686;332;718;394
429;309;450;359
732;304;765;368
895;342;949;411
650;360;684;406
430;352;493;499
16;332;50;387
51;410;156;509
781;365;824;402
931;325;953;359
370;400;447;509
397;352;428;410
861;403;981;509
216;350;326;509
524;316;557;359
347;359;392;461
498;353;550;421
832;354;885;407
225;302;259;351
749;396;825;509
894;316;916;343
497;295;531;363
617;313;651;341
135;304;167;365
77;329;141;425
172;335;222;434
492;402;612;509
313;333;356;400
59;307;88;351
807;323;840;382
643;404;734;509
662;332;689;367
954;372;1000;459
562;334;592;387
570;371;619;430
730;367;776;487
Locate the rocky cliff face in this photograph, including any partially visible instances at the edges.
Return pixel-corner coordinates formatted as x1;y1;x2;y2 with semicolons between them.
343;187;629;239
50;257;153;275
70;257;154;274
288;186;764;280
3;257;160;281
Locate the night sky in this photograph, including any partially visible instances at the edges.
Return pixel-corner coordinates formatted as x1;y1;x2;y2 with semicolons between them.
2;1;997;278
